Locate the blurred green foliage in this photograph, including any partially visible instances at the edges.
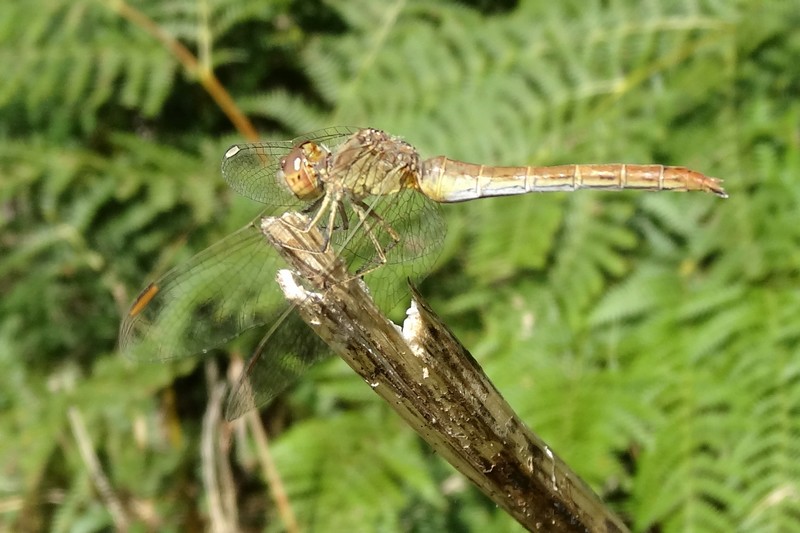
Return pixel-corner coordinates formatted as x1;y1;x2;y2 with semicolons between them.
2;0;799;531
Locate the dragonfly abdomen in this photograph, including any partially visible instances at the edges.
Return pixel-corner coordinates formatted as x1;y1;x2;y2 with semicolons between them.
418;157;727;202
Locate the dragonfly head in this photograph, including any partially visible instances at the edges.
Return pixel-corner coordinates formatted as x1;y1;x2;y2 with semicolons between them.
278;141;328;201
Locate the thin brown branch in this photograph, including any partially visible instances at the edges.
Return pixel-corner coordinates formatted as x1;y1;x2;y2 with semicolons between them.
202;360;239;533
246;410;300;533
216;409;239;531
110;0;260;141
224;353;299;532
261;212;630;533
67;407;131;532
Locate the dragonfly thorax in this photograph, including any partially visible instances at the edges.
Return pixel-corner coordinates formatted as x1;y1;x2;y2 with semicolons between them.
325;128;421;198
278;141;329;200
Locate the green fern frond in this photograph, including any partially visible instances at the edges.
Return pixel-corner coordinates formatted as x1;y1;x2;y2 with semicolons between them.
300;0;735;166
727;290;800;530
5;0;800;531
547;195;638;328
271;408;443;531
461;194;565;283
238;89;331;135
1;1;177;134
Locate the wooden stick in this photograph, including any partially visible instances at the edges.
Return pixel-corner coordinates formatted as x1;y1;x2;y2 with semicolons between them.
261;212;629;533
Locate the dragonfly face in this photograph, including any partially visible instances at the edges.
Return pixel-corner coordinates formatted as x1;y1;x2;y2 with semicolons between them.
278;141;329;201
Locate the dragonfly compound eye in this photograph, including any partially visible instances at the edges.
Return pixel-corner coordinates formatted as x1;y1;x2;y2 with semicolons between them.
280;144;323;200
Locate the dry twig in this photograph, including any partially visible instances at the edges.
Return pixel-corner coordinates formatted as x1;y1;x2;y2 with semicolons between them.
261;212;630;533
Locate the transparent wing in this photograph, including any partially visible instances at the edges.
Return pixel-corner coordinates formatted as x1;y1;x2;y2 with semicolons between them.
225;307;330;420
119;217;335;417
119;219;289;361
221;126;361;205
343;189;445;311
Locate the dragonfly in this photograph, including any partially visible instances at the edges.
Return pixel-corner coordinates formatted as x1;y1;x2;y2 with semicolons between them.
119;126;727;419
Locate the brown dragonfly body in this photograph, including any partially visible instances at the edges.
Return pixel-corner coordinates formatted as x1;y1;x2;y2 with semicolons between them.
418;157;727;201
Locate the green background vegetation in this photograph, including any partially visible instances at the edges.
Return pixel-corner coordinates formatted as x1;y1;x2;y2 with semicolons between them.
2;0;799;531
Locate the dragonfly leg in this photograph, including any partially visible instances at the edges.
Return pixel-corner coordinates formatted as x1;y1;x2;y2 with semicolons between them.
308;201;351;253
336;201;350;232
278;193;338;253
300;196;324;216
358;199;400;253
349;199;401;277
319;198;338;252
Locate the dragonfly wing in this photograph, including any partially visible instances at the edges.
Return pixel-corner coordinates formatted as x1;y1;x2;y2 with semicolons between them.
119;219;287;361
225;307;331;420
331;189;446;312
225;189;444;419
221;126;362;205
